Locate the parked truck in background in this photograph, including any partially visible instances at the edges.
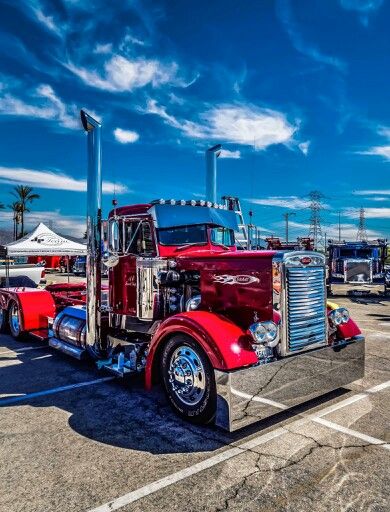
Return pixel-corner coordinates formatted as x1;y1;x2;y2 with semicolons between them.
327;239;388;296
0;111;365;432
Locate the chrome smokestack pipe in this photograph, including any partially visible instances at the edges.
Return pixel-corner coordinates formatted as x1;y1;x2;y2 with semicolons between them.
80;110;102;352
206;144;221;203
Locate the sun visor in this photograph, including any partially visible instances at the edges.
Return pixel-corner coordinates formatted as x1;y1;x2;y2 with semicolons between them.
149;204;239;230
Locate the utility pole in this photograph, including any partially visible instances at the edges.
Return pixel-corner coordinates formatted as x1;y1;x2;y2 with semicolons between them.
338;211;341;242
356;207;368;241
308;191;325;251
248;210;253;250
283;212;296;243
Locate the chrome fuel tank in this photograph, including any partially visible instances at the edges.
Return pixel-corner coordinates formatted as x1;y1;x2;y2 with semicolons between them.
53;306;86;347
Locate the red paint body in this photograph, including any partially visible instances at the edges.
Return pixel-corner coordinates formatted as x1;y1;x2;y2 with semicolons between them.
0;288;55;331
145;311;258;389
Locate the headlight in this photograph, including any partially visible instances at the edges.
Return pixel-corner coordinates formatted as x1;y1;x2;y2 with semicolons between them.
185;295;201;311
249;321;278;346
329;307;350;326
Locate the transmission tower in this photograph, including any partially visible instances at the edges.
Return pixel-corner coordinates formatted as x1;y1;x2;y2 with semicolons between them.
308;191;325;250
356;207;368;241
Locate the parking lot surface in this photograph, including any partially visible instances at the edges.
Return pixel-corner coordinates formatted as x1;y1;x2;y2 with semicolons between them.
0;294;389;512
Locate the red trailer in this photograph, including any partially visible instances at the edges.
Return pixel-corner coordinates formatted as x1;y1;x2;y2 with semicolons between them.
0;111;365;431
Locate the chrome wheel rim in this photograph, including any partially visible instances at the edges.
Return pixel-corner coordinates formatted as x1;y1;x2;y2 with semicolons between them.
168;345;206;406
10;304;20;335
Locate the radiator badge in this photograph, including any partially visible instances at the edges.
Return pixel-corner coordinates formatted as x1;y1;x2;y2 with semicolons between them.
213;274;260;285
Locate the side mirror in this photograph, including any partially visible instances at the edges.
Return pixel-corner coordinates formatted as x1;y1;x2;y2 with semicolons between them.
102;253;119;268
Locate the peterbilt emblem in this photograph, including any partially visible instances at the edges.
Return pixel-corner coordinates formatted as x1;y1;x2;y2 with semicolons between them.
213;274;260;285
300;256;312;265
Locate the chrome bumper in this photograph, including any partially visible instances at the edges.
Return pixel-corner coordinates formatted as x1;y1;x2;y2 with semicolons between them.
214;336;365;432
330;283;384;295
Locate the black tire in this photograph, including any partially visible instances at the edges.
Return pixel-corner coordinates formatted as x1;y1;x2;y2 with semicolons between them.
0;308;7;333
8;300;23;339
160;335;216;425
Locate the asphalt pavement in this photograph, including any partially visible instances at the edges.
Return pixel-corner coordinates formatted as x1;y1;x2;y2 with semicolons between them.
0;292;389;512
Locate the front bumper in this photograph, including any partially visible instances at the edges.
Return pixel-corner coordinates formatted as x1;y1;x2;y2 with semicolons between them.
330;283;385;295
215;336;365;432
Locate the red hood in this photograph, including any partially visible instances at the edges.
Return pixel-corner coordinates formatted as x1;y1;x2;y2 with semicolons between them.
177;249;277;260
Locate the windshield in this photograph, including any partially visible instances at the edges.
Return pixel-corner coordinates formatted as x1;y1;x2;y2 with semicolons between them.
210;226;235;246
158;225;207;246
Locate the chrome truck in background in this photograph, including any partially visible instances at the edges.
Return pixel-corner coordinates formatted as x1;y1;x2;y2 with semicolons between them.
0;110;365;432
327;239;388;296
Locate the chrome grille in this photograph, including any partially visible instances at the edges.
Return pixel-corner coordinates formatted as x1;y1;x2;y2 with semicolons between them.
286;266;326;353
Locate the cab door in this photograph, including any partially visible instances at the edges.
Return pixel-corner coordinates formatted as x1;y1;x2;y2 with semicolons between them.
109;217;156;317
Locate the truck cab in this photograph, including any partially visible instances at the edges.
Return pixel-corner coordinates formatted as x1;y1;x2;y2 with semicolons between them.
328;239;388;295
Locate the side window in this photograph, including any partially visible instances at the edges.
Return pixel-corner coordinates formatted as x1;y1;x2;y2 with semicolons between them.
124;220;155;255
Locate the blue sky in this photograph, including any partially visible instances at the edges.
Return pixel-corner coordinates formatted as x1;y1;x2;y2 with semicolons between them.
0;0;389;241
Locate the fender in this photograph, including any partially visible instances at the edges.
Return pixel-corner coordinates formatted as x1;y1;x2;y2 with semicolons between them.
145;311;258;390
0;288;55;332
327;300;362;339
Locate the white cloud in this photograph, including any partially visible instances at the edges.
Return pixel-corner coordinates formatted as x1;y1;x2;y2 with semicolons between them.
358;146;390;160
277;219;382;239
356;125;390;161
0;84;79;129
0;167;128;194
277;0;346;72
247;196;312;209
298;140;310;155
94;43;113;55
343;207;390;219
114;128;139;144
65;54;192;92
219;149;241;159
0;209;86;238
353;189;390;195
145;100;298;149
33;7;57;32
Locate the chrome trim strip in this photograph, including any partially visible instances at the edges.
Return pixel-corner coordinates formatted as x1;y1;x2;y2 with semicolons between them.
215;336;365;432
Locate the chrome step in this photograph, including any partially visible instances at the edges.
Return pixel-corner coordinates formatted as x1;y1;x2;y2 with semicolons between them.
49;337;86;360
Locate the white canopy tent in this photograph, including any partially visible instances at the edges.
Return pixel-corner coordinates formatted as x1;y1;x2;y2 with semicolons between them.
3;222;87;257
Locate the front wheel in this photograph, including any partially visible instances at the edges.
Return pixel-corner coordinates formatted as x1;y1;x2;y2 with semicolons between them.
8;301;23;339
161;335;216;425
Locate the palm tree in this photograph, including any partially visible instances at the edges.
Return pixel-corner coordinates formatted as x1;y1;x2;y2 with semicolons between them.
8;201;23;240
11;186;40;238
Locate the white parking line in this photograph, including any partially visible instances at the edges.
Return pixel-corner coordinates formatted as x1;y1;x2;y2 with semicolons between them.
0;346;47;355
0;376;115;406
313;418;390;450
88;428;287;512
87;380;390;512
366;380;390;393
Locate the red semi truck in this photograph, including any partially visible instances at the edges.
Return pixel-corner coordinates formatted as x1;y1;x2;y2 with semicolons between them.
0;112;365;431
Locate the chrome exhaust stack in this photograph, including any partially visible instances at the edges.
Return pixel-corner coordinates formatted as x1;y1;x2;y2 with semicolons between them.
80;110;103;353
205;144;221;203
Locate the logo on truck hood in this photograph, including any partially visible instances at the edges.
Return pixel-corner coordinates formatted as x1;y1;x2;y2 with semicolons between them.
213;274;260;285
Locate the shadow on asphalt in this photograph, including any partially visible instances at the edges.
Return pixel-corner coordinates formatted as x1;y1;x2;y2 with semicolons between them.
0;335;353;455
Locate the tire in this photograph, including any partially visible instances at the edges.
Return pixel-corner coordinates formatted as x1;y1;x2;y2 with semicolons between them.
8;301;23;339
0;308;7;333
160;335;216;425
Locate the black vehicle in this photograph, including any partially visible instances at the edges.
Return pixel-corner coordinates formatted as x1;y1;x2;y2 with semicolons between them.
327;239;388;295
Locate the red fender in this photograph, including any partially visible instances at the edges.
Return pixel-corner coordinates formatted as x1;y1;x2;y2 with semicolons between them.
0;288;55;332
337;317;362;339
326;302;362;339
145;311;258;390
